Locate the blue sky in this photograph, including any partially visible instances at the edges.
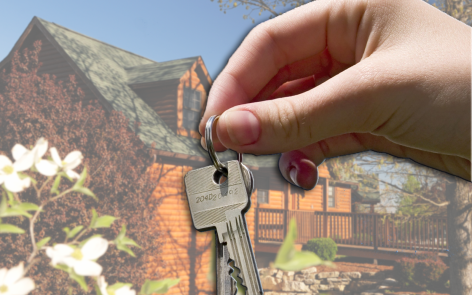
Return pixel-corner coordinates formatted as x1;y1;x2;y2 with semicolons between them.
0;1;283;80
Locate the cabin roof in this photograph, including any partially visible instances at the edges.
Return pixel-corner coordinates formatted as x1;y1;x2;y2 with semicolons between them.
126;57;199;85
1;17;280;168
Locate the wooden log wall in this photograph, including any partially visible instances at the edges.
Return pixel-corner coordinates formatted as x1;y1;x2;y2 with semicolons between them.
177;57;211;139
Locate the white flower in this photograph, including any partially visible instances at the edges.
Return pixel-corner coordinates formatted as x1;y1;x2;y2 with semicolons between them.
45;237;108;276
50;148;83;179
0;156;31;193
98;276;136;295
0;262;35;295
12;138;58;177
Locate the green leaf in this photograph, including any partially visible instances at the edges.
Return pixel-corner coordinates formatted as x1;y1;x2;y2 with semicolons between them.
59;171;73;182
5;189;14;204
90;208;98;228
108;282;133;291
0;195;7;216
91;215;117;229
116;242;136;257
73;187;97;201
121;236;141;248
74;167;87;188
53;263;71;272
70;270;88;291
36;236;51;248
63;227;70;235
274;218;326;271
140;278;180;295
51;174;62;195
17;202;40;211
116;224;127;241
0;223;25;234
2;207;32;218
67;225;84;239
94;284;104;295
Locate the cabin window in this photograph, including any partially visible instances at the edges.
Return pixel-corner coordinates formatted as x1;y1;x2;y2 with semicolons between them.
328;186;335;208
183;87;201;131
257;189;269;204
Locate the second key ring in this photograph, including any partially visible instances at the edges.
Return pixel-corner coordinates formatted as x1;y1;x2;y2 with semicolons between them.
205;115;243;176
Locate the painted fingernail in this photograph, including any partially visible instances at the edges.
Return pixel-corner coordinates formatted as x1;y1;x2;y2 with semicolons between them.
289;167;299;187
223;111;260;146
280;151;318;190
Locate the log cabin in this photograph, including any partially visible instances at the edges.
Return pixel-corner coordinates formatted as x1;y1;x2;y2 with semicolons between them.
0;17;379;295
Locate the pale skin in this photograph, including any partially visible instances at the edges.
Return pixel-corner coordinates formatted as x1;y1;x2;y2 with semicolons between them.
199;0;471;189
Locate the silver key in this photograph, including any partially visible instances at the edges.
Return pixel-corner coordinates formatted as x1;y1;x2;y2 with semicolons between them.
184;160;262;295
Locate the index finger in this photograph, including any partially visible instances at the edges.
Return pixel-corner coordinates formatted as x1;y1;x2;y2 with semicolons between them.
198;0;368;136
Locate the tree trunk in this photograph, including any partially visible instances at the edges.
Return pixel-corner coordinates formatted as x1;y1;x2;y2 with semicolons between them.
446;176;472;295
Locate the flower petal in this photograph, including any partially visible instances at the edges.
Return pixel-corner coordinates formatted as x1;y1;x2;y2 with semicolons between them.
97;276;108;295
4;263;24;286
0;155;13;170
5;173;27;193
53;244;75;256
8;277;35;295
73;260;102;277
50;148;62;167
62;257;79;268
0;268;7;285
63;151;83;170
13;151;34;172
82;237;108;260
66;170;80;180
116;286;136;295
11;144;28;161
35;160;58;177
34;138;48;159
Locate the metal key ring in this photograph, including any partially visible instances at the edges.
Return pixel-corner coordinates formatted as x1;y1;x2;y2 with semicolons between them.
205;115;243;176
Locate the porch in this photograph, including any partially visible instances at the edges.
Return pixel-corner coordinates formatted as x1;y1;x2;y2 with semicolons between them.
254;208;449;260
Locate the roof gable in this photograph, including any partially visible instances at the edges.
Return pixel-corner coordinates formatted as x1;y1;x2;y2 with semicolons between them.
1;16;281;168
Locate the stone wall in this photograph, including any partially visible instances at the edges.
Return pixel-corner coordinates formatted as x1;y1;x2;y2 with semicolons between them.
259;267;399;295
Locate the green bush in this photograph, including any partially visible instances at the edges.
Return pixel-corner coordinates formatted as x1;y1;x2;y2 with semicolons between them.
415;258;448;289
393;257;416;286
394;252;448;289
302;237;338;261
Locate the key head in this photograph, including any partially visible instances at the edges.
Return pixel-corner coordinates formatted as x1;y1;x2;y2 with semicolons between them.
184;160;249;231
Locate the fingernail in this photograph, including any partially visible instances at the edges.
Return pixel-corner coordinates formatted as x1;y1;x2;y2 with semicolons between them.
280;151;318;190
200;137;207;151
289;167;299;187
223;111;260;146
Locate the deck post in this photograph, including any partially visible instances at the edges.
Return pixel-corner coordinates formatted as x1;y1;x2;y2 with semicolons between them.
323;178;329;238
373;215;378;251
255;208;259;244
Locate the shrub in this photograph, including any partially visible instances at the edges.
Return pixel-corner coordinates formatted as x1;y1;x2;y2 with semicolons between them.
393;257;416;286
302;237;338;261
394;253;448;289
415;258;448;289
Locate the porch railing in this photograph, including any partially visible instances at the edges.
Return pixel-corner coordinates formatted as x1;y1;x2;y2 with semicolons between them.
255;208;448;252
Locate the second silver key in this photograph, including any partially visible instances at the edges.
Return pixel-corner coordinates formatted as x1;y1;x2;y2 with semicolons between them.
184;160;263;295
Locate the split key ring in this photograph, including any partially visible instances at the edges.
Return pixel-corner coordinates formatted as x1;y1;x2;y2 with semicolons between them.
205;115;243;176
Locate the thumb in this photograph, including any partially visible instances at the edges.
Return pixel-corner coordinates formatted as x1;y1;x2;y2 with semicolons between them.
215;59;387;154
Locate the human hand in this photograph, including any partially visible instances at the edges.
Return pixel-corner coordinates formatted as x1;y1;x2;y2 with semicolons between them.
199;0;471;189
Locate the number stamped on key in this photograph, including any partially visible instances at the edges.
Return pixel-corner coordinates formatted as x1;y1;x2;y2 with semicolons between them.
195;187;239;203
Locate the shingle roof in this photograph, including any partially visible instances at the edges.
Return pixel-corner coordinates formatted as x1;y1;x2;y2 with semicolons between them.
34;17;280;168
126;57;199;85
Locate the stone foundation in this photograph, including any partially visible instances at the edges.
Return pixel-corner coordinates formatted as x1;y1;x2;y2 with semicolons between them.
258;267;398;295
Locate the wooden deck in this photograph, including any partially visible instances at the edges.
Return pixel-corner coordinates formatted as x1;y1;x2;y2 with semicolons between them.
254;208;449;260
